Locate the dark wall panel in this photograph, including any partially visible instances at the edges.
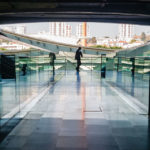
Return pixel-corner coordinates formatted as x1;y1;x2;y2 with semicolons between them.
0;55;1;81
1;55;16;79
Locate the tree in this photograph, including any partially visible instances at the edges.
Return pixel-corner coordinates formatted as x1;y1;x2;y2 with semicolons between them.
130;39;136;44
104;36;110;38
91;37;97;43
141;32;146;41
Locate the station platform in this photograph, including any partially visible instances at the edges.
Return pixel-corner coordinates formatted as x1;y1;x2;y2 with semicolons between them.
0;71;149;150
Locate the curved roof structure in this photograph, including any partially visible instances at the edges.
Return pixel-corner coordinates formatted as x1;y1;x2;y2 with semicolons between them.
0;30;116;55
0;0;150;25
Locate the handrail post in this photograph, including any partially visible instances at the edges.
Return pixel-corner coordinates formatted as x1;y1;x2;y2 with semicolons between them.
148;72;150;116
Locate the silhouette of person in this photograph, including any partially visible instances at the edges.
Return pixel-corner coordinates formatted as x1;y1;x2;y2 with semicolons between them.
22;64;27;76
75;47;83;72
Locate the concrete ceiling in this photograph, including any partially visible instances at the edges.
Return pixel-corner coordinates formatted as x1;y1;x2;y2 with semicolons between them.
0;0;150;25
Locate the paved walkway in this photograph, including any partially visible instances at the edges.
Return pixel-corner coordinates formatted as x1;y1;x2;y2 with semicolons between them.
0;71;149;150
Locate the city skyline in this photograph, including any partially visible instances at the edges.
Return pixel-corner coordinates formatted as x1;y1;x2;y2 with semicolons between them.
0;22;150;38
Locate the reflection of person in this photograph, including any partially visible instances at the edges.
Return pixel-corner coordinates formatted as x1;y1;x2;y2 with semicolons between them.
49;53;56;74
75;47;83;72
76;71;81;95
22;64;27;76
49;74;55;94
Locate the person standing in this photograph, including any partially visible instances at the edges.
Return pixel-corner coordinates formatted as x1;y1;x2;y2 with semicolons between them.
75;47;83;72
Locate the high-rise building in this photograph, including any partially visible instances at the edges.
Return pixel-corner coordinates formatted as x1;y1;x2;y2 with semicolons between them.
49;22;72;37
65;24;72;37
76;23;90;38
76;24;82;37
119;24;134;41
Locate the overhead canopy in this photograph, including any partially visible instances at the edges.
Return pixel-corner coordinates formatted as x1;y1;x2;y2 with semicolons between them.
0;0;150;25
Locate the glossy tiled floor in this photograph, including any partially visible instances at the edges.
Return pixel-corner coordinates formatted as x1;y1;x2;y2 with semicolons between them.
0;71;150;150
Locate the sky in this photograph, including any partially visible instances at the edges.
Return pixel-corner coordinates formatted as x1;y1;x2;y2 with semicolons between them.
1;22;150;38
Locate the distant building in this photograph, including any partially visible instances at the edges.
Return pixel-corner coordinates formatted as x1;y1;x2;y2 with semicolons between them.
76;24;82;37
1;25;26;34
65;24;72;37
15;26;26;34
76;23;90;38
49;22;72;37
119;24;134;41
0;42;30;50
1;26;14;32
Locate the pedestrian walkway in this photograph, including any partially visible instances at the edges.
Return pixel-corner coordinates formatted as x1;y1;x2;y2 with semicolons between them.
0;71;149;150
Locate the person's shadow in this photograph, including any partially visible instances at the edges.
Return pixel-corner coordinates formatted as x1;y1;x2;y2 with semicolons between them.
76;71;81;95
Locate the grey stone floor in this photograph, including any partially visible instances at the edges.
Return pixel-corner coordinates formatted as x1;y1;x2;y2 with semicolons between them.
0;71;150;150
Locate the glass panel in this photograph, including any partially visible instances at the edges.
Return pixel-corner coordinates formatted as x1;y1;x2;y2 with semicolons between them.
0;49;58;142
105;56;150;114
92;57;101;71
55;56;66;71
65;56;76;70
0;54;20;142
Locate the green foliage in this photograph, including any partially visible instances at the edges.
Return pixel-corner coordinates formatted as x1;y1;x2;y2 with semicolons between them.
130;39;136;43
91;37;97;43
0;47;8;51
91;45;122;49
109;46;122;49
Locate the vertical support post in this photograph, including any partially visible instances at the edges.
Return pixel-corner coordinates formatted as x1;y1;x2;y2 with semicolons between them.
0;54;1;82
49;53;56;75
148;72;150;116
65;56;67;72
117;57;120;72
101;54;106;78
116;57;122;87
131;57;135;76
130;57;135;96
91;57;92;72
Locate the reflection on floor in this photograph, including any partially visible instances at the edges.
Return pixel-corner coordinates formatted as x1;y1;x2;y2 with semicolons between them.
0;71;150;150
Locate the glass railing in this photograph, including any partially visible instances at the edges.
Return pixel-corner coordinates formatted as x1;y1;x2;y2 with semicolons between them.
1;49;150;142
116;43;150;57
0;49;65;142
105;56;150;114
54;55;150;115
57;56;101;71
